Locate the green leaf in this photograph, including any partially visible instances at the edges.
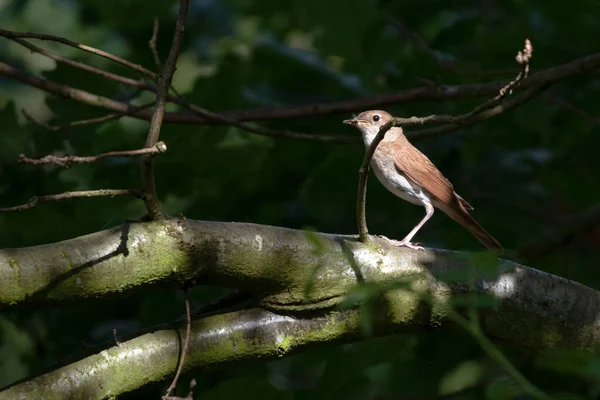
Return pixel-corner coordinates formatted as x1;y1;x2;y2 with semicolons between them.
439;360;482;395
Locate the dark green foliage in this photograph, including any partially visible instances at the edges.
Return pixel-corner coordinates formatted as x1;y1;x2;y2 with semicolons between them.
1;0;599;397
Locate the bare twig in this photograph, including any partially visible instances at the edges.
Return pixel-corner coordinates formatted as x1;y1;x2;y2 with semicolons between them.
356;39;534;242
407;84;547;138
0;28;157;79
0;189;143;212
220;50;596;123
163;291;192;400
140;0;189;220
22;103;155;132
0;59;350;143
5;35;348;142
9;37;148;88
8;36;176;107
7;33;350;143
384;39;533;130
19;142;167;167
0;61;152;114
149;18;162;70
170;90;357;143
2;53;599;126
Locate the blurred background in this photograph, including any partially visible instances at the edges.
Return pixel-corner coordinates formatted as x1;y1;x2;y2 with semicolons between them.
1;0;599;398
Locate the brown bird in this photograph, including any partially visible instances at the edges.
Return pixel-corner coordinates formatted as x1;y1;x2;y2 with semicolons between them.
343;110;503;251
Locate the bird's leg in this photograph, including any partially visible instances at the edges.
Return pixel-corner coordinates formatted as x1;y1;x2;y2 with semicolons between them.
383;202;434;250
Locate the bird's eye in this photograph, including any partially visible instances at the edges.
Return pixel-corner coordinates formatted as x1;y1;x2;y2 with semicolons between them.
372;114;380;122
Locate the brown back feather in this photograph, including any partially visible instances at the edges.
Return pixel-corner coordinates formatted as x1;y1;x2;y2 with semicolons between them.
380;135;461;207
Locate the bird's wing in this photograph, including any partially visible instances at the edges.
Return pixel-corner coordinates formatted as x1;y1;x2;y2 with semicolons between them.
381;140;473;210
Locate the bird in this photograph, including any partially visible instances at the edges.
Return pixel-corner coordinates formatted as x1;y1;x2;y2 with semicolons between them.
343;110;503;252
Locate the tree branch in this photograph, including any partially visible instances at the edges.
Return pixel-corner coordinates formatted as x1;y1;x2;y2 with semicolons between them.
149;17;162;70
22;103;155;132
407;84;547;139
1;52;599;126
140;0;189;220
2;231;599;398
0;189;143;212
19;141;166;167
168;89;357;143
162;291;191;399
218;51;600;122
0;28;157;79
8;37;149;88
3;31;348;143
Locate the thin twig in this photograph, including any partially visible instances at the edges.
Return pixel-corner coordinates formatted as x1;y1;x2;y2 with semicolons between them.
2;52;599;126
355;39;534;242
149;18;162;70
8;35;173;107
0;61;150;115
163;290;192;400
407;84;547;139
140;0;189;220
22;103;154;132
9;37;148;88
170;90;356;143
19;141;167;167
0;59;350;143
0;189;143;212
7;33;350;142
0;28;157;79
385;39;533;129
7;32;343;141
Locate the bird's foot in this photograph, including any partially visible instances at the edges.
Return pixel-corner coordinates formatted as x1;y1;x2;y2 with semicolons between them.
376;235;425;251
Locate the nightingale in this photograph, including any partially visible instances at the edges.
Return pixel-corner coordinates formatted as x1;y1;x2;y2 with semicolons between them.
343;110;503;251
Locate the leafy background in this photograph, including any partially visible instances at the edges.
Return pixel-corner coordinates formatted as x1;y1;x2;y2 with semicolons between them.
1;0;600;398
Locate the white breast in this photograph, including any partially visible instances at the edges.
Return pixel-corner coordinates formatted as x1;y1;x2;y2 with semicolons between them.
361;126;432;207
370;150;431;206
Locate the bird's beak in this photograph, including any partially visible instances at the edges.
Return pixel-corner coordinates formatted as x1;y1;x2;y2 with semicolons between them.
342;117;366;126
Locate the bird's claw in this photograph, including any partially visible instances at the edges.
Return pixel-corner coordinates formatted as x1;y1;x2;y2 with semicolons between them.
376;235;425;251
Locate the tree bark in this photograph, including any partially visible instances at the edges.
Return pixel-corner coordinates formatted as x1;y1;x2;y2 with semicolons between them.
1;220;600;398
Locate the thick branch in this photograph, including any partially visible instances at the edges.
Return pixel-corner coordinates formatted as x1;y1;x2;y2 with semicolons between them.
0;220;598;337
2;242;599;398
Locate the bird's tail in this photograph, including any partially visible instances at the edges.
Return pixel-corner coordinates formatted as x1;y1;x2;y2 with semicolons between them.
443;206;504;252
